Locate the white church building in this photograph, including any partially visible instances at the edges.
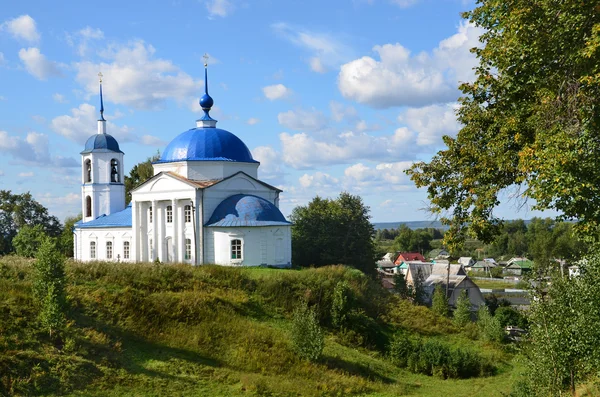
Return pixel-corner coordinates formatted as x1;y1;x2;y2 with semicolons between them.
73;66;292;267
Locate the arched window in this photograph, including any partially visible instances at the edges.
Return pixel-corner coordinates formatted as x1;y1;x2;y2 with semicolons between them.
185;238;192;260
231;239;242;260
123;241;130;259
106;241;113;259
110;159;119;183
166;205;173;223
184;205;192;223
86;196;92;217
85;159;92;183
90;241;96;259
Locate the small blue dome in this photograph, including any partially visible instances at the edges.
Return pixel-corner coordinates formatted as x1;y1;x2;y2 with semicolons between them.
81;134;122;154
199;93;213;109
206;194;291;227
157;128;258;163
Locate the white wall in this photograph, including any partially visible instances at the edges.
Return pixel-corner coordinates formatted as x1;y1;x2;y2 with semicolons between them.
76;228;133;262
153;161;258;180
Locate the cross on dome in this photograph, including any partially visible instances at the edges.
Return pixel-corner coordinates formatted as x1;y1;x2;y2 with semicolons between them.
198;53;217;127
98;72;105;122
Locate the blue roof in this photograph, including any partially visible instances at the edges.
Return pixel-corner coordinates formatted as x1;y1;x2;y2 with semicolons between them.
157;127;258;163
206;194;291;227
75;205;132;228
81;133;123;154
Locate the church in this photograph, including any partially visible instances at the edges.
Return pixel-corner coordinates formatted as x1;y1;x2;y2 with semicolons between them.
73;62;292;267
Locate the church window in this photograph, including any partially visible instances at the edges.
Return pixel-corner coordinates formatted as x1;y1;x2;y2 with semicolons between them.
275;238;283;262
106;241;113;259
85;159;92;182
184;205;192;223
110;159;120;183
185;238;192;260
86;196;92;217
166;205;173;223
149;206;153;223
123;241;130;259
90;241;96;259
231;239;242;260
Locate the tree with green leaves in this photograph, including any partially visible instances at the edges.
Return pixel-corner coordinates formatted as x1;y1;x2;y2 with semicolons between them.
393;272;410;299
453;290;472;327
33;237;67;339
290;192;377;275
0;191;62;255
58;215;80;258
124;152;160;204
391;225;433;254
407;1;600;249
12;224;48;258
431;285;450;317
477;306;504;344
291;301;324;362
331;281;351;329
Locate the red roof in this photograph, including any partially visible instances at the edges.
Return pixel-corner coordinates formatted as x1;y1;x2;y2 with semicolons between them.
394;252;426;265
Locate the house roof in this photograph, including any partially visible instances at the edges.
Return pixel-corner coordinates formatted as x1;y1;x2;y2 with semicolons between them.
205;194;291;227
397;260;430;269
75;205;132;229
431;263;466;276
395;252;426;263
506;259;534;269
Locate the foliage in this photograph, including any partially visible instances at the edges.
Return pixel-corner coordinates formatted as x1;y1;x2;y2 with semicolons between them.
484;294;511;316
431;285;449;318
124;152;160;204
290;192;377;275
388;331;493;379
58;215;80;258
494;306;527;330
453;290;472;327
291;301;324;362
477;306;505;344
331;281;352;329
410;268;427;305
12;224;47;257
406;0;600;249
393;272;410;299
391;225;433;254
33;237;67;338
0;190;62;255
522;249;600;396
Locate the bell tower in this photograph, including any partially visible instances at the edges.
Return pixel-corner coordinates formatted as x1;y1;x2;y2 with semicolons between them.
81;73;125;222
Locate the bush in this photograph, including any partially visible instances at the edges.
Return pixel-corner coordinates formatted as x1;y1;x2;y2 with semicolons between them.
393;273;409;298
331;281;351;329
13;224;48;258
477;306;505;343
291;302;324;362
495;306;528;329
431;285;449;317
388;332;492;379
453;290;472;327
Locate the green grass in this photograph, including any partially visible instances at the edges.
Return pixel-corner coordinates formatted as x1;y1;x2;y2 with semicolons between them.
0;257;522;396
472;279;519;290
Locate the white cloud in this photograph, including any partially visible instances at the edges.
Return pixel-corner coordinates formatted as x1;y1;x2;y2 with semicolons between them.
299;172;339;189
343;161;414;192
330;101;358;123
0;130;78;167
51;102;163;147
252;146;284;183
18;172;34;177
390;0;419;7
398;102;460;146
278;108;328;132
205;0;235;17
247;117;260;125
262;84;292;101
338;22;483;107
53;93;67;103
66;26;104;56
280;127;415;169
1;15;39;42
74;40;201;110
19;47;62;80
355;120;382;132
272;22;353;73
0;52;5;65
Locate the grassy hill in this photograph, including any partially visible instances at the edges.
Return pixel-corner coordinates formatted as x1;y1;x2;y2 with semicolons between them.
0;257;521;396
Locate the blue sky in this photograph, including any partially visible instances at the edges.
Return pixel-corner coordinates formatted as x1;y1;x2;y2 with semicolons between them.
0;0;559;223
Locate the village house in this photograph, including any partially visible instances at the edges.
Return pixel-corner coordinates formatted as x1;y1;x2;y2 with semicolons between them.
394;252;426;265
505;257;534;276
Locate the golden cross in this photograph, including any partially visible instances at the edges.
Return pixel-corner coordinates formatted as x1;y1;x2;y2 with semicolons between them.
98;72;103;83
203;53;209;67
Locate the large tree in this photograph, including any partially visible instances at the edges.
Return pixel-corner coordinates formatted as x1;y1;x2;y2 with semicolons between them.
0;191;62;255
290;192;377;275
407;0;600;249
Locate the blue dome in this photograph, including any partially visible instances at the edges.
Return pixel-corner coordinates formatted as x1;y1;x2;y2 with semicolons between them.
199;93;213;109
206;194;291;227
81;134;122;154
158;127;258;163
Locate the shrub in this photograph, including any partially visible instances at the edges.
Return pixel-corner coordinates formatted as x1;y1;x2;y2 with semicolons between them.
13;224;48;258
477;306;505;343
291;302;324;362
453;290;472;327
494;306;528;329
431;285;450;317
331;281;351;329
393;273;409;298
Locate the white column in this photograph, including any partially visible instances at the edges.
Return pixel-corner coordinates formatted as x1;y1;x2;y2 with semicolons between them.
132;200;138;262
172;199;179;263
152;200;157;261
157;202;165;262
